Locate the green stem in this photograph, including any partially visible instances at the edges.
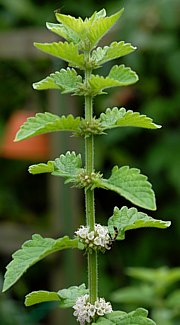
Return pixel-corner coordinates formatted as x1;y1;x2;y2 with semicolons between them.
84;52;98;304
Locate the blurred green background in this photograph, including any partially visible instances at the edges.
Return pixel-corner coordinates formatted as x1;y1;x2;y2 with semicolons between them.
0;0;179;324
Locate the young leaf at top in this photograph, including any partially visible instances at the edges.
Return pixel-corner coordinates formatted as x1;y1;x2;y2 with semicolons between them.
15;113;81;142
95;166;156;210
108;206;171;240
34;42;85;69
2;235;83;292
46;22;80;44
86;65;138;96
33;68;82;94
92;41;136;67
55;9;124;51
92;308;156;324
29;151;83;184
99;107;161;130
25;284;88;308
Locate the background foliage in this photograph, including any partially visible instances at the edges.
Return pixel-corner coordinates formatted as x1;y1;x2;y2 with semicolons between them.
0;0;179;324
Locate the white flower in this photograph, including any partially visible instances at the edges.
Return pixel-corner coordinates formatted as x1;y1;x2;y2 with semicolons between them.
75;224;112;252
87;231;94;240
73;294;112;324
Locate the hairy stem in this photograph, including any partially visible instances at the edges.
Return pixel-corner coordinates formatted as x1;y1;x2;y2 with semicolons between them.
84;52;98;304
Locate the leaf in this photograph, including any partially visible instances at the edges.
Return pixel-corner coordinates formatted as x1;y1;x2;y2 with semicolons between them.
86;9;124;50
33;68;82;93
55;9;124;51
99;107;161;130
109;65;138;84
107;308;156;325
29;161;55;174
15;113;81;141
29;151;83;183
25;284;88;308
2;235;83;292
25;291;60;306
108;206;170;240
52;151;82;180
34;42;84;69
93;308;156;324
166;290;180;308
110;285;155;307
126;267;180;285
97;166;156;210
57;284;88;308
92;41;136;66
87;65;138;96
46;22;80;44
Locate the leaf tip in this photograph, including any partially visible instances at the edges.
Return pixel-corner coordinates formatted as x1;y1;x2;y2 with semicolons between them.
166;221;171;227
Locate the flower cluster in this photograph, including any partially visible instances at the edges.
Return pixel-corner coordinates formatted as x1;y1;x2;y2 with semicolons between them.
75;224;112;252
73;294;112;324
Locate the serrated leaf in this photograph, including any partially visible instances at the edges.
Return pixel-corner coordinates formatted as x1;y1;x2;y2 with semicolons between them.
46;22;80;44
25;284;88;308
109;65;138;84
34;42;84;69
15;113;81;141
57;284;88;308
97;166;156;210
87;65;138;96
55;13;84;38
33;68;82;93
87;9;124;50
29;151;83;183
100;107;161;130
2;235;83;292
108;206;170;240
29;161;54;174
55;9;124;51
52;151;82;179
93;308;156;324
92;41;136;66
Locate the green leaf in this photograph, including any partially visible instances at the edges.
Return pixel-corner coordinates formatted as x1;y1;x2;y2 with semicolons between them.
33;68;82;93
93;308;156;324
110;285;155;307
55;9;124;51
25;291;60;306
109;65;138;84
166;290;180;308
86;9;124;50
57;284;88;308
46;22;80;44
15;113;81;141
97;166;156;210
25;284;88;307
34;42;84;69
127;267;180;286
52;151;82;180
92;41;136;66
29;161;55;174
87;65;138;96
2;235;83;292
29;151;83;183
100;107;161;130
108;206;170;240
